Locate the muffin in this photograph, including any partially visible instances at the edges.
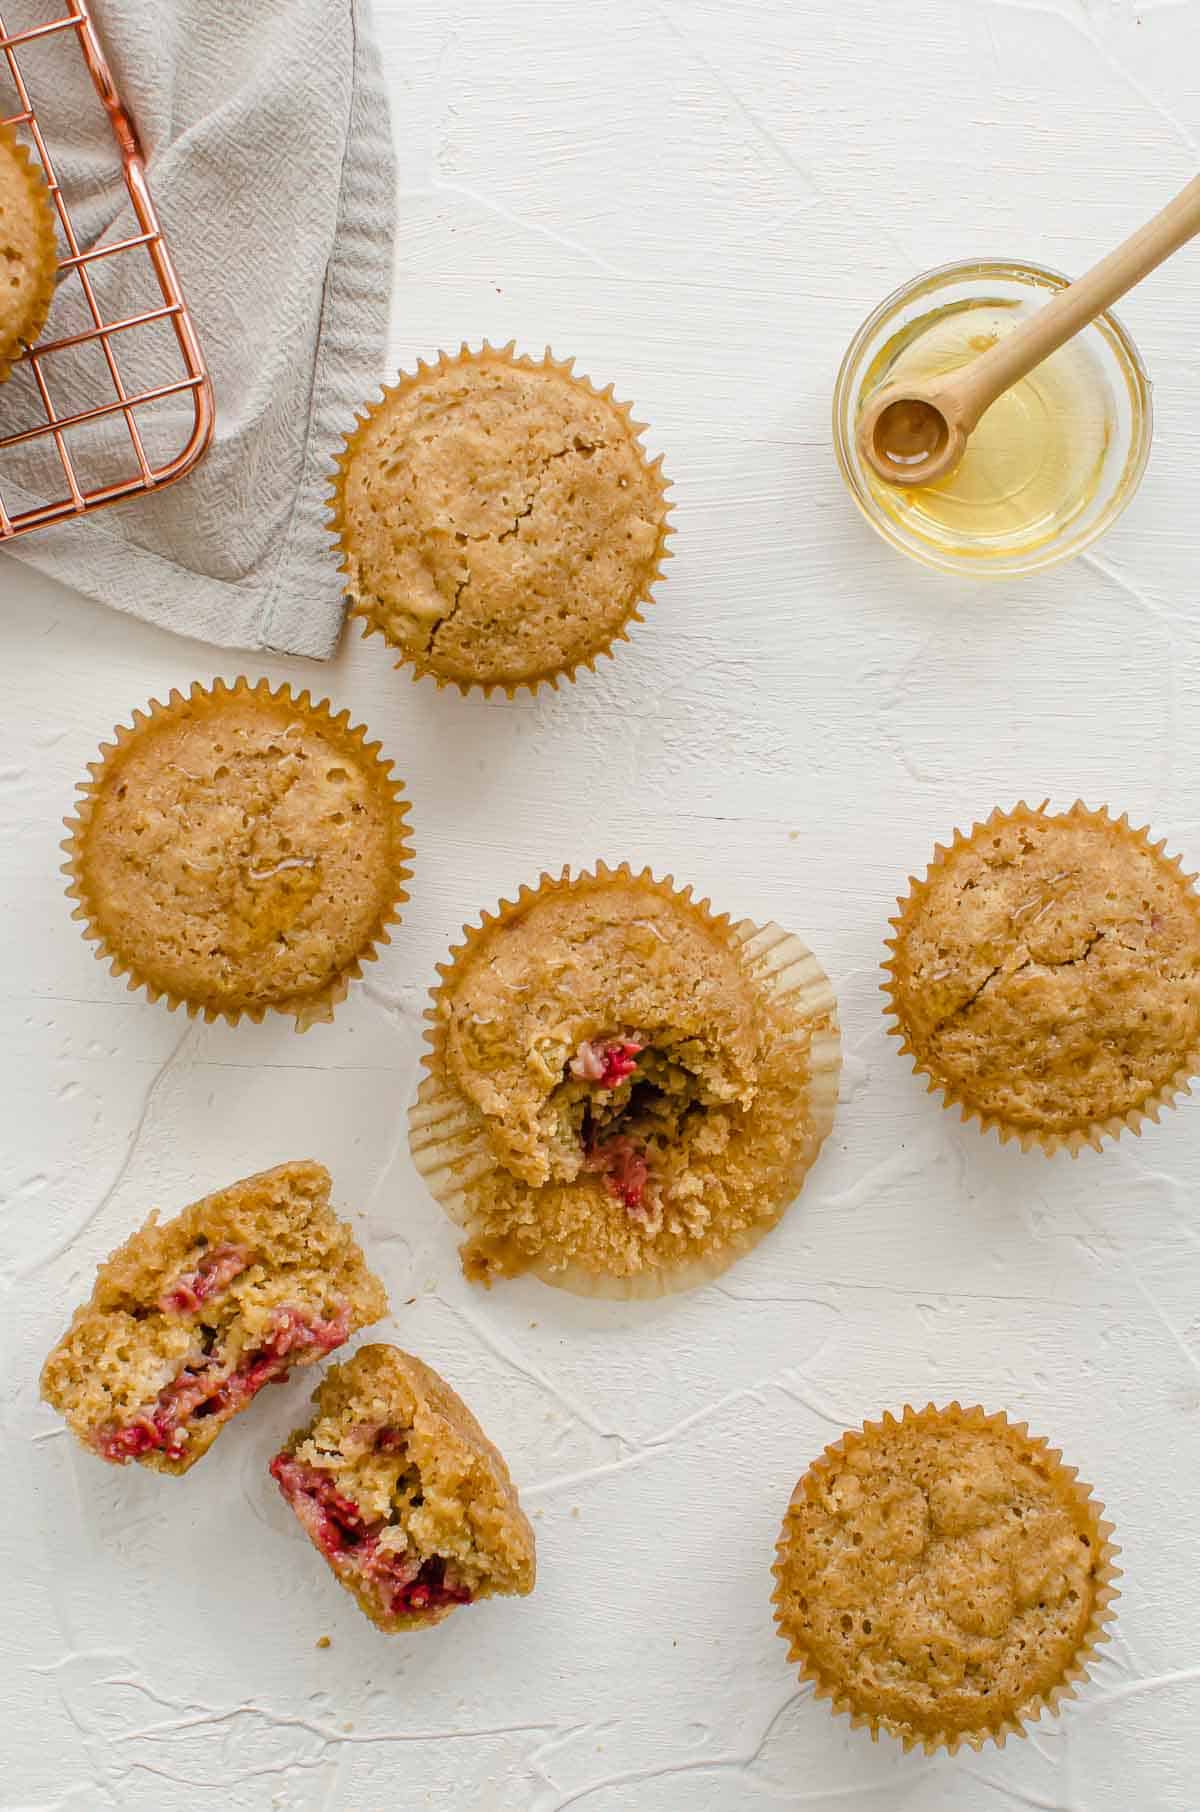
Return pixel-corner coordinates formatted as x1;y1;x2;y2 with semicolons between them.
772;1403;1120;1754
331;343;672;694
884;802;1200;1153
270;1343;535;1631
62;679;413;1029
0;120;57;380
41;1162;387;1474
409;864;840;1297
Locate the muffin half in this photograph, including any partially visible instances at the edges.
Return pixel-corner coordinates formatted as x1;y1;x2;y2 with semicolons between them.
63;679;412;1029
884;802;1200;1152
331;343;672;694
270;1344;535;1631
772;1403;1120;1753
41;1162;387;1474
410;864;840;1297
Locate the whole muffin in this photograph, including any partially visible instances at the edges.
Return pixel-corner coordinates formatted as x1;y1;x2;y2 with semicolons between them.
409;864;840;1297
331;343;672;694
270;1343;536;1632
772;1403;1120;1753
63;679;412;1028
0;121;57;380
884;802;1200;1152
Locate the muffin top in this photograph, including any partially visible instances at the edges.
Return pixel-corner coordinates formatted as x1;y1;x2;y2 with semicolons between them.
886;805;1200;1135
335;347;670;690
423;870;838;1293
66;1160;383;1325
0;123;57;373
69;684;410;1022
773;1408;1111;1748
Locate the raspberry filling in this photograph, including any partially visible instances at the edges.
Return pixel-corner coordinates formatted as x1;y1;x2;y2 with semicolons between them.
582;1133;649;1212
270;1449;472;1618
94;1303;350;1465
158;1244;249;1314
376;1552;472;1616
269;1454;372;1555
565;1036;653;1215
570;1037;644;1088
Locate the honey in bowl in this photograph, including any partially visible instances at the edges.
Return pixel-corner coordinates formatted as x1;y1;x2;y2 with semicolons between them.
832;259;1152;579
861;297;1112;559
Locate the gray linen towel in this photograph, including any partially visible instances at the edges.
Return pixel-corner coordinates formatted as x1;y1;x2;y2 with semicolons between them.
0;0;395;657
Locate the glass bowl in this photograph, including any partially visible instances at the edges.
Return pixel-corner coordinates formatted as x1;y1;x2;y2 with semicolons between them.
832;259;1153;578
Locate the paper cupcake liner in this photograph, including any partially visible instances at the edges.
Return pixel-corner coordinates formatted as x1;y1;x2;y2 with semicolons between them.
771;1401;1121;1756
408;862;840;1299
0;121;58;381
882;800;1200;1156
329;342;674;698
62;678;413;1032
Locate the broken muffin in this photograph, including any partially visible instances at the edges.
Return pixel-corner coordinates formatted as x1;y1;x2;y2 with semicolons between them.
41;1161;387;1474
270;1344;535;1631
409;864;840;1297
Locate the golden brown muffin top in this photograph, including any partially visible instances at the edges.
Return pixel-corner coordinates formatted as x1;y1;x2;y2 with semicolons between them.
69;684;409;1021
335;348;670;689
282;1343;536;1629
0;123;57;374
887;805;1200;1134
774;1409;1110;1747
73;1160;381;1317
422;871;838;1293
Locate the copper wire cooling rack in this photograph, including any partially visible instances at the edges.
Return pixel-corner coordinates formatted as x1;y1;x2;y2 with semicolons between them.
0;0;211;537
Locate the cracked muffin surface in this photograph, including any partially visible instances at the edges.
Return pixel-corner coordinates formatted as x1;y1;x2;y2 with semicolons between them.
885;803;1200;1141
333;345;670;691
65;680;411;1026
271;1343;535;1632
772;1405;1117;1751
41;1162;387;1475
413;868;839;1296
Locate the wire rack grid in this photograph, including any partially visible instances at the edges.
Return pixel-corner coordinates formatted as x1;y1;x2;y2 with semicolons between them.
0;0;211;538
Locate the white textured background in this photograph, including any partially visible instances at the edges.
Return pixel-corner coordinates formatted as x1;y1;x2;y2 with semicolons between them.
4;1;1200;1807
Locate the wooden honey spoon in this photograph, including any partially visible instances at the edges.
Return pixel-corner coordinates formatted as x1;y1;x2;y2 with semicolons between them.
858;173;1200;489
